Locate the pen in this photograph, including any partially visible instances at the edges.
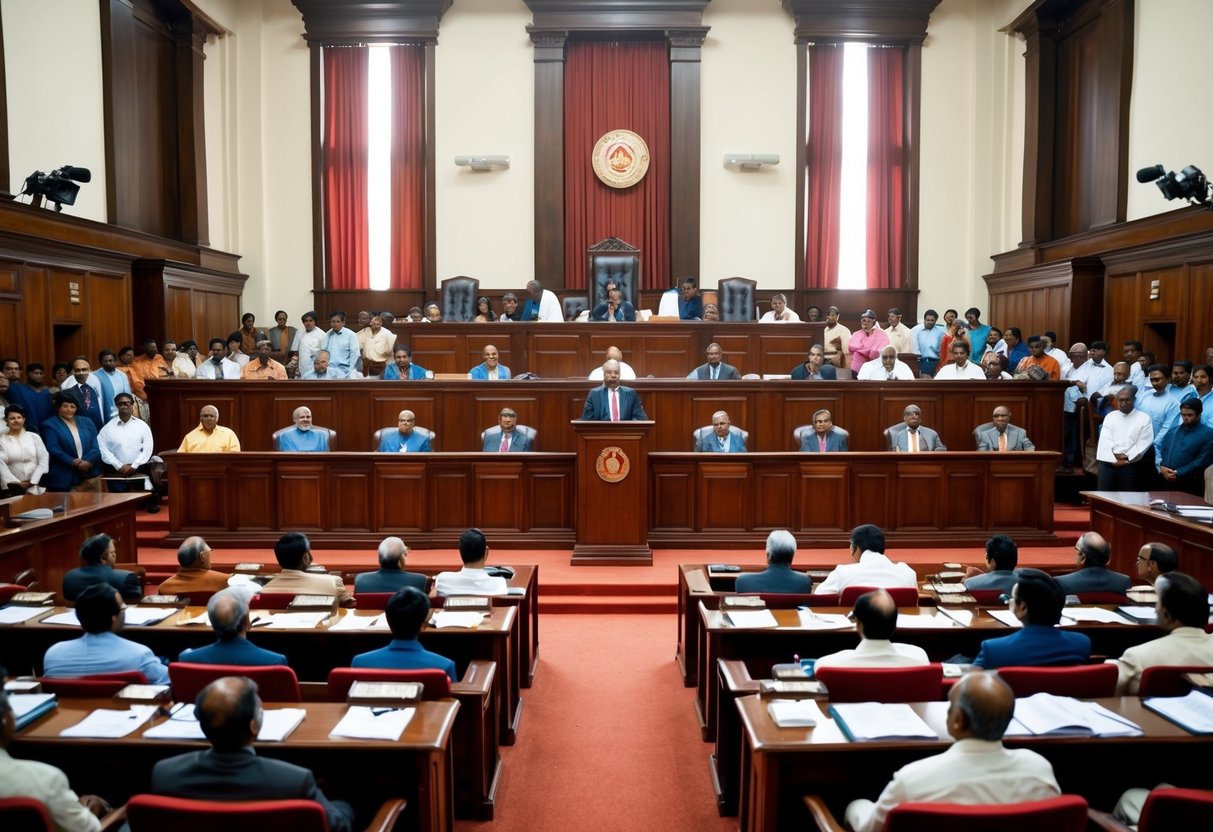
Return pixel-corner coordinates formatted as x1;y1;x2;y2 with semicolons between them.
370;707;398;717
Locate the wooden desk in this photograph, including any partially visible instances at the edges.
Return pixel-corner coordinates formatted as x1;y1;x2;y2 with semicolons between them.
1086;490;1213;586
0;492;143;592
2;605;522;746
735;694;1208;832
13;698;457;832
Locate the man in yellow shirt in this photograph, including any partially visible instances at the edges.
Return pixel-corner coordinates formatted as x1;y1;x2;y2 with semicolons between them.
178;405;241;452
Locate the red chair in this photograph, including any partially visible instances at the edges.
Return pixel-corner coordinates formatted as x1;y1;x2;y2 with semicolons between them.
38;671;147;697
248;592;296;609
353;592;394;610
168;663;301;702
1137;665;1213;697
124;794;406;832
1089;788;1213;831
167;589;219;607
813;664;944;703
0;796;55;831
327;667;452;701
839;585;919;607
967;589;1006;605
996;664;1118;697
805;793;1089;832
1075;592;1130;605
0;583;29;605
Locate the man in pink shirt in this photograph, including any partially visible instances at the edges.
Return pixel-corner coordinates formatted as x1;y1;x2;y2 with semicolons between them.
849;309;891;375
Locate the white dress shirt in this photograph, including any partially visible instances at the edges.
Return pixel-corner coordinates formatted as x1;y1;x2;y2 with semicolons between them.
882;323;914;354
588;361;636;381
760;309;802;323
814;638;929;670
0;749;101;832
1110;627;1213;694
1096;408;1154;464
292;327;328;374
98;415;155;468
933;361;986;380
0;430;49;487
816;551;918;595
434;567;509;596
857;359;914;380
195;357;242;379
537;289;563;322
170;355;197;378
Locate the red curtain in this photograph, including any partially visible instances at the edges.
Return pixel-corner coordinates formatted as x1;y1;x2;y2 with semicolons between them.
323;48;370;290
865;46;905;290
390;45;426;290
564;42;670;290
806;45;844;290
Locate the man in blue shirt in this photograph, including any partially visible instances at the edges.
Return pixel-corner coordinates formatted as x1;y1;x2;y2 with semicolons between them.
382;346;429;380
677;277;703;320
972;569;1091;669
1168;360;1198;402
178;589;287;667
376;410;431;452
1158;399;1213;496
351;587;457;680
324;311;359;377
274;406;329;452
914;309;945;377
43;583;170;684
1136;364;1181;462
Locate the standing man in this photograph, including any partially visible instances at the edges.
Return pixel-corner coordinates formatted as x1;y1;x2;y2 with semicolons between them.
97;392;160;511
128;338;170;400
291;310;327;376
87;350;133;424
696;410;747;452
275;406;329;452
178;405;241;453
358;314;396;376
933;339;986;379
1136;364;1181;460
882;307;914;354
888;405;946;452
241;340;287;380
1168;360;1198;402
60;357;106;430
377;410;431;452
976;406;1035;451
195;339;241;380
521;280;562;321
1157;399;1213;494
914;309;945;377
2;358;48;430
789;345;837;379
324;311;359;377
690;343;741;380
801;409;849;452
822;306;852;370
1096;385;1154;490
483;407;532;452
848;309;890;376
582;359;648;421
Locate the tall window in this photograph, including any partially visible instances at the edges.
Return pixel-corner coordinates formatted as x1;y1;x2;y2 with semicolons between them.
836;43;869;290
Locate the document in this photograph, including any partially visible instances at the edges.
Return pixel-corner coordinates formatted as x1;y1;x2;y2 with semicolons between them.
924;582;967;594
722;609;779;629
1143;690;1213;735
986;609;1023;628
767;699;824;728
796;609;852;630
145;704;306;741
1008;693;1142;737
60;706;158;738
936;608;974;627
827;703;940;742
1060;607;1132;624
429;611;488;629
937;571;967;580
122;607;176;626
328;705;415;741
328;614;387;631
259;612;331;629
1117;605;1157;623
9;693;57;729
896;612;956;629
175;612;211;626
41;610;81;627
0;606;49;624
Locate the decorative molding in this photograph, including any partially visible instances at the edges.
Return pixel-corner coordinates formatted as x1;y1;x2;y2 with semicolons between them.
525;1;710;33
291;0;454;45
781;0;942;44
529;30;569;62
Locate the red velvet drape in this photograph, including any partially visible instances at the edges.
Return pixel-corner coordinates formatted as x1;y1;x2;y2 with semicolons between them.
806;45;844;290
865;46;905;290
390;45;426;290
323;48;370;290
564;42;670;290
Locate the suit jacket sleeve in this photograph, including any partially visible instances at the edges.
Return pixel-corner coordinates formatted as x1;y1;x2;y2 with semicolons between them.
626;390;648;420
976;429;994;451
821;365;837;379
1019;429;1036;451
580;390;599;420
724;365;741;380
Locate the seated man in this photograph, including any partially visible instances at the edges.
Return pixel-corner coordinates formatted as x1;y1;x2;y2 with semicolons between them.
759;293;800;323
933;338;987;379
377;410;431;452
1110;571;1213;694
800;409;848;452
43;584;170;683
62;533;142;602
963;534;1019;594
498;292;522;321
972;569;1091;668
689;343;741;380
844;672;1059;832
483;407;532;452
1055;531;1132;595
1133;542;1178;589
178;405;241;453
301;349;346;379
260;532;354;607
1014;335;1061;380
590;281;636;322
814;589;929;669
0;687;110;832
434;528;509;596
888;404;946;452
354;536;428;594
587;346;636;380
151;677;354;832
857;345;914;380
696;410;747;453
735;530;811;593
275;406;329;452
468;344;511;380
1157;399;1213;495
241;339;287;380
351;587;457;681
975;406;1035;451
382;345;429;380
816;524;917;595
178;589;287;666
195;338;241;380
159;536;231;596
789;344;837;380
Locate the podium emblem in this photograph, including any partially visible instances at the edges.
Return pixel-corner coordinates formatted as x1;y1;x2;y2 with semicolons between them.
595;446;631;482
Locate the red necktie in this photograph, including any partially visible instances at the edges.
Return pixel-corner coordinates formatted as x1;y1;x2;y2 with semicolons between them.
610;390;620;421
82;386;92;410
499;432;509;452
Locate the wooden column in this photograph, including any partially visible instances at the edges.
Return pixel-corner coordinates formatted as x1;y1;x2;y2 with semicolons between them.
529;30;567;287
571;419;653;565
667;28;708;283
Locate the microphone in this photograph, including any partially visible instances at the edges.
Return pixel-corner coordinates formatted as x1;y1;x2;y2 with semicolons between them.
1136;164;1165;183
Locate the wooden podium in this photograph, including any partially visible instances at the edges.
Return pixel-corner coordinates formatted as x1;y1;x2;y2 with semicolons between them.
570;420;653;565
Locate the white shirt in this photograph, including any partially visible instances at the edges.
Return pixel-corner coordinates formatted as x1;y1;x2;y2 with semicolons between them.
1048;346;1073;377
883;323;914;354
537;289;563;322
434;567;509;596
293;327;328;371
98;415;154;469
195;357;242;379
170;355;197;378
1096;408;1154;464
589;361;636;381
814;638;929;670
1064;359;1114;412
0;430;49;487
816;551;918;595
857;359;914;380
933;361;986;380
0;748;101;832
760;309;801;323
1110;627;1213;694
823;323;852;358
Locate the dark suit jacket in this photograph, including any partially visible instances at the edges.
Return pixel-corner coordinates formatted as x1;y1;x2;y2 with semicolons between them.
692;362;741;380
735;564;813;594
151;748;353;832
41;416;102;490
62;563;142;602
972;623;1091;669
1055;566;1132;595
695;428;747;453
801;429;849;452
178;637;288;666
790;363;837;380
482;428;533;452
581;385;648;421
353;568;429;594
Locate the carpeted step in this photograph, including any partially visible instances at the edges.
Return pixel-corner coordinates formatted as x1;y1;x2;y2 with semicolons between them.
539;594;676;614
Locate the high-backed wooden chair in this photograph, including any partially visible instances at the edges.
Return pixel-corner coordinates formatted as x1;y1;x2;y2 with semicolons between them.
587;237;639;307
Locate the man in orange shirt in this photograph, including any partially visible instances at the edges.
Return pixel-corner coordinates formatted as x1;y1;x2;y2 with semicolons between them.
241;340;288;380
1015;335;1061;380
127;338;170;400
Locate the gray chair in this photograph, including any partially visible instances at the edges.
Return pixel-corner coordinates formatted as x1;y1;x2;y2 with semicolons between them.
371;426;436;450
972;421;994;448
271;426;336;449
793;425;848;447
717;277;757;321
587;237;640;307
692;425;749;450
440;275;480;322
479;424;538;449
562;297;588;321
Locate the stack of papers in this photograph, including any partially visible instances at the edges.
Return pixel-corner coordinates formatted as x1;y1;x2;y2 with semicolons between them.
896;612;957;629
721;609;779;629
60;706;158;738
430;611;488;629
42;610;81;627
175;612;211;627
924;582;967;594
1008;693;1142;737
329;614;388;631
258;612;330;629
0;606;49;624
1117;605;1157;623
9;693;57;729
1144;690;1213;735
767;699;823;728
827;703;939;742
986;609;1023;628
122;607;176;626
796;609;852;630
1060;608;1132;624
329;706;415;740
144;704;306;741
936;609;974;627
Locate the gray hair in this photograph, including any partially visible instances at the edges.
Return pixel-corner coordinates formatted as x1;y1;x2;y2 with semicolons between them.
377;536;407;568
208;589;250;640
177;536;209;568
765;529;797;566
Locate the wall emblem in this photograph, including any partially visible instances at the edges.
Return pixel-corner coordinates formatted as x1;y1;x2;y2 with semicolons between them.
592;130;650;189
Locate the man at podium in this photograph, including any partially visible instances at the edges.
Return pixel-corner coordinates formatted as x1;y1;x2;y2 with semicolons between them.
581;360;647;421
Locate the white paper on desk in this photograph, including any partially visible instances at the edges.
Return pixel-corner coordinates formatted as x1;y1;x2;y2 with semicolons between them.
0;606;49;624
986;609;1023;628
767;698;824;728
328;706;415;740
936;608;974;627
175;612;211;627
896;612;956;629
506;587;526;596
41;610;80;627
1010;694;1141;737
430;611;488;629
829;702;939;741
328;614;386;631
259;708;307;741
259;612;330;629
9;693;56;720
924;582;967;594
722;609;779;629
796;609;852;630
1144;690;1213;734
145;705;306;742
60;706;157;738
1061;607;1131;624
122;607;176;626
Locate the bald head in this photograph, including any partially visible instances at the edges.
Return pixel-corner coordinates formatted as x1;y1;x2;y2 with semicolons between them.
853;589;898;640
1076;531;1111;566
604;346;624;363
176;536;211;569
948;671;1015;741
207;588;250;640
196;676;262;752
